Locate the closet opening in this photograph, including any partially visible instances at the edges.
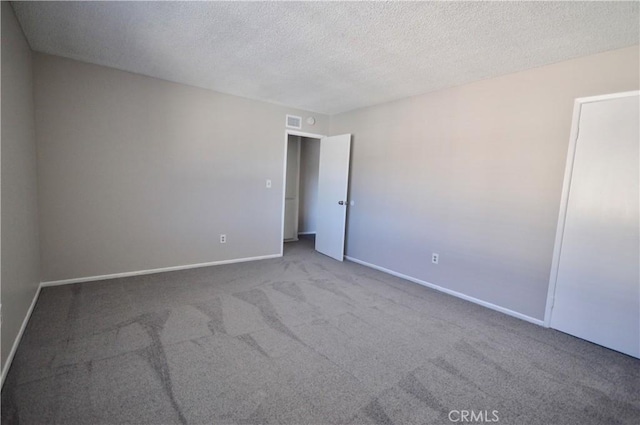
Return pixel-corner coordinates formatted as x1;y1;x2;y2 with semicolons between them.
283;133;322;247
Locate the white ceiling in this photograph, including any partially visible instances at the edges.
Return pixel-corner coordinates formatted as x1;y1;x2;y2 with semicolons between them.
12;1;640;114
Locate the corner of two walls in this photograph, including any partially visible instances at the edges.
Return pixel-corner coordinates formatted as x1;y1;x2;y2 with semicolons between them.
329;45;640;322
1;2;41;379
33;53;329;284
3;22;638;380
2;32;329;377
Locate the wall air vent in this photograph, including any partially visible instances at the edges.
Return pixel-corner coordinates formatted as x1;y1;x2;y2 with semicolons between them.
286;115;302;129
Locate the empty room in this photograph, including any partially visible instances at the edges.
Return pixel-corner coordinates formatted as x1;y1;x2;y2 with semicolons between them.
1;1;639;424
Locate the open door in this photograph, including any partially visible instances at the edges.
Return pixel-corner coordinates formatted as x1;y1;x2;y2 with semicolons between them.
549;92;639;358
315;134;351;261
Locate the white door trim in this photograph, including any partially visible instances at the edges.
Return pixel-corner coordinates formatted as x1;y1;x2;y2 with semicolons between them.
292;137;302;239
284;136;302;241
543;90;640;327
281;129;325;255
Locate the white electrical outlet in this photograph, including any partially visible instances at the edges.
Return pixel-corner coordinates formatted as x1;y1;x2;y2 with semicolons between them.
220;234;227;244
266;179;272;188
432;253;439;264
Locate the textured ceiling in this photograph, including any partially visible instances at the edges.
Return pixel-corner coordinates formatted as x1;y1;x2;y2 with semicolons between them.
12;1;640;114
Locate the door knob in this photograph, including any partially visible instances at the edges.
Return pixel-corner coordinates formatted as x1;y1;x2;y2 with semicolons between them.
338;201;345;205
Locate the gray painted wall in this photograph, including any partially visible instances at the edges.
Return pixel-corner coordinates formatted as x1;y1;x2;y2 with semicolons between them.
34;54;327;282
298;137;320;234
331;46;639;321
1;2;41;371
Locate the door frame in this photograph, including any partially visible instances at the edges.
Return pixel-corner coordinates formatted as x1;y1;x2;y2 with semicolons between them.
543;90;640;327
284;135;302;242
281;129;325;255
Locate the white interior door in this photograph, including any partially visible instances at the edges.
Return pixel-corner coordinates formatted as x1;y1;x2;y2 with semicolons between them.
283;137;300;241
315;134;351;261
550;93;639;358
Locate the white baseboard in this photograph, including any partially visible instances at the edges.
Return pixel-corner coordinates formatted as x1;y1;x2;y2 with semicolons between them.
41;254;281;287
2;253;281;389
344;256;544;326
1;284;42;389
297;231;316;235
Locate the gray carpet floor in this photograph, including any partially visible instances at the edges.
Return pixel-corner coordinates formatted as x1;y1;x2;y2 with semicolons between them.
2;236;639;425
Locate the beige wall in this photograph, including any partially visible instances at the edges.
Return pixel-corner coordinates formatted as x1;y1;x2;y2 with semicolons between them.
331;46;640;321
1;2;41;372
7;22;640;333
34;54;328;282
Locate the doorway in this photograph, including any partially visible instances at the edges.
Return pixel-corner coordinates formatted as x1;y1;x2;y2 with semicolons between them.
283;133;321;243
281;130;352;261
